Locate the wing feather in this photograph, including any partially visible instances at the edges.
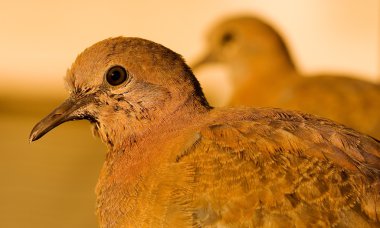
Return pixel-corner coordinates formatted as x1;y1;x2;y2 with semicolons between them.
178;108;380;227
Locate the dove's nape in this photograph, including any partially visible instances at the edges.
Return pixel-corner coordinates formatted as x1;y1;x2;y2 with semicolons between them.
31;37;380;227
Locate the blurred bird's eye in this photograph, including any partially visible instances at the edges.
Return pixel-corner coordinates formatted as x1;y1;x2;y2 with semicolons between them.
106;66;128;86
221;32;235;45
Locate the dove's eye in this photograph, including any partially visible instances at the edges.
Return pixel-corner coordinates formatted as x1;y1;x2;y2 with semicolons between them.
106;66;128;86
221;32;235;45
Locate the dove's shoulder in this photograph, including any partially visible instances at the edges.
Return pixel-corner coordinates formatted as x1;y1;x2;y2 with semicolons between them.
195;107;380;170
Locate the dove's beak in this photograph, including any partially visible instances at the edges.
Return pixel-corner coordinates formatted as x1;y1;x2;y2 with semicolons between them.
29;94;95;142
190;51;217;71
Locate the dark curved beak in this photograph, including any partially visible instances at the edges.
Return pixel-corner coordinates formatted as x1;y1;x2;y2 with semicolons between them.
29;94;95;142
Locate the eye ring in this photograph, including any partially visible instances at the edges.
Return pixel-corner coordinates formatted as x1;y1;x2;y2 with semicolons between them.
105;65;128;86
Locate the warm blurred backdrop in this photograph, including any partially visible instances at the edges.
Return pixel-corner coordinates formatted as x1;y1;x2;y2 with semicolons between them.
0;0;379;227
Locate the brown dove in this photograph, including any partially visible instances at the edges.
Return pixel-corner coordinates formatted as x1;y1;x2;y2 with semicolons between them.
192;15;380;139
30;37;380;227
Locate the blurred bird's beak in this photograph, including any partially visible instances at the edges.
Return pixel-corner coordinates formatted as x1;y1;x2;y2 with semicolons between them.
29;94;94;142
190;51;217;71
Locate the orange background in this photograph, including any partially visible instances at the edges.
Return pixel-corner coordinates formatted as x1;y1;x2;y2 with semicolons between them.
0;0;379;94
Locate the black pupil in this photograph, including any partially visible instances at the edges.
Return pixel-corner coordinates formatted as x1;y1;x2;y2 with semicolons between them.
106;66;127;86
110;70;121;81
221;32;234;45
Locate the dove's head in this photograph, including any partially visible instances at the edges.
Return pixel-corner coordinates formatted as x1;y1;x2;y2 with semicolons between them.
30;37;209;147
192;15;296;72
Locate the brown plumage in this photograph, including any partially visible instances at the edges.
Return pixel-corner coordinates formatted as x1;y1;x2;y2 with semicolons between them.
192;15;380;139
30;37;380;227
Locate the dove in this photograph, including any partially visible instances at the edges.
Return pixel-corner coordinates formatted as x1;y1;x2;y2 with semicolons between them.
192;15;380;139
30;37;380;227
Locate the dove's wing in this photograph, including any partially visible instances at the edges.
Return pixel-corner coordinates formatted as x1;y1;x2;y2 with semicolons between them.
280;76;380;139
177;108;380;227
231;74;380;139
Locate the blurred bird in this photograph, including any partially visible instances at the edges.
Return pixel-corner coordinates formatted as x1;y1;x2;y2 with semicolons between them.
192;15;380;139
30;37;380;227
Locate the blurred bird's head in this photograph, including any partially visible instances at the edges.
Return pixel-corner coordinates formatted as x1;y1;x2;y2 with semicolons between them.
192;15;296;73
30;37;209;147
